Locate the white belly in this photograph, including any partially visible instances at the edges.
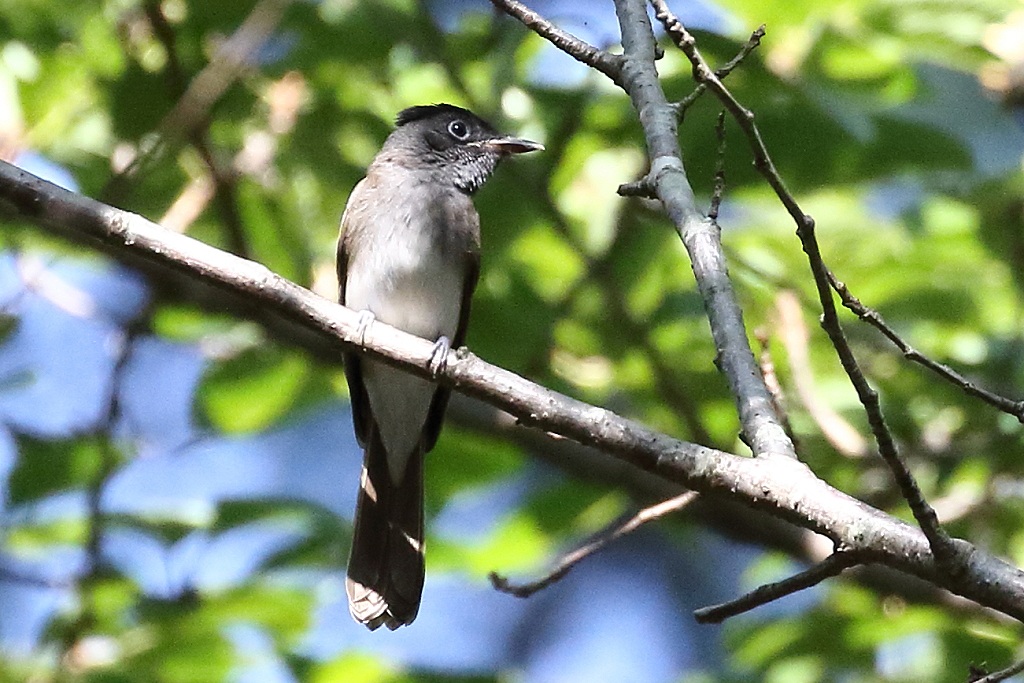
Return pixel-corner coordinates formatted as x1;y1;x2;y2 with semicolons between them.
344;211;465;475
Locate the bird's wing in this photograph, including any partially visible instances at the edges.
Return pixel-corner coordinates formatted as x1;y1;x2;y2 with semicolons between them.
338;180;372;448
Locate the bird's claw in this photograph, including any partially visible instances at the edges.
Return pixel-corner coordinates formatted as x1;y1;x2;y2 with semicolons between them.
428;336;451;380
356;310;376;346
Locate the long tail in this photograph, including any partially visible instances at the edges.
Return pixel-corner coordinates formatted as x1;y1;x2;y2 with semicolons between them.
345;426;425;631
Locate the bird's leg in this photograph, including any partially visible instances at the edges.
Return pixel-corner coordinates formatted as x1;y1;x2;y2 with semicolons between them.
428;335;451;380
356;310;376;346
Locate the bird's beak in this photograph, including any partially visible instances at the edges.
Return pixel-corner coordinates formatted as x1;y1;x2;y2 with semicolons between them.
481;137;545;155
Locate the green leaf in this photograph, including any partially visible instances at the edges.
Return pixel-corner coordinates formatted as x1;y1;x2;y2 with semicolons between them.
197;347;313;433
8;433;104;505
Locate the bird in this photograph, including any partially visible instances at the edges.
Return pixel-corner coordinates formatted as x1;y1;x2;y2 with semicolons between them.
337;103;542;630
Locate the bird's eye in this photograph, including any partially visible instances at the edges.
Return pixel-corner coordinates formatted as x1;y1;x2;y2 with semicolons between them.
447;120;469;140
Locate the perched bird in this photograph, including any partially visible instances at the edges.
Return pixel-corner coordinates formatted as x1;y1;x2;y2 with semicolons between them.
338;104;542;630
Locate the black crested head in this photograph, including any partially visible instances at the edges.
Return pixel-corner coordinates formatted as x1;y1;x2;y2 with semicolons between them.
394;103;487;129
382;103;543;194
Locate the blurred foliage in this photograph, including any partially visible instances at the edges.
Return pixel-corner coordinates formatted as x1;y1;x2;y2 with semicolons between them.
1;0;1024;681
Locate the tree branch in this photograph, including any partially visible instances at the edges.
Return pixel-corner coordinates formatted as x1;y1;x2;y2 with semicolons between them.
106;0;293;197
491;492;698;597
4;160;1024;623
614;0;798;461
676;24;766;119
694;549;866;623
649;0;960;570
971;658;1024;683
493;0;796;461
142;0;251;257
828;273;1024;423
488;0;626;87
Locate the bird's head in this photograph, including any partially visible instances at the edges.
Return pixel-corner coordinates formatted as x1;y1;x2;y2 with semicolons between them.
383;103;543;193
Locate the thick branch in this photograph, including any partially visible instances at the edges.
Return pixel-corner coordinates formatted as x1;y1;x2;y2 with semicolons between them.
650;0;956;569
3;160;1024;622
493;0;795;460
611;0;796;460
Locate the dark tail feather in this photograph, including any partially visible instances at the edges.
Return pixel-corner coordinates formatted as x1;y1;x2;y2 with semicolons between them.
346;427;424;630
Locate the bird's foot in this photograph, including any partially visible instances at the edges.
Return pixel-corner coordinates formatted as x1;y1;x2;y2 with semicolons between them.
428;335;451;380
356;310;376;346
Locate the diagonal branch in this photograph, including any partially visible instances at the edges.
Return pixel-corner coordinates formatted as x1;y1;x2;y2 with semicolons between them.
828;273;1024;423
107;0;294;196
142;0;250;257
488;0;625;86
694;549;868;623
971;658;1024;683
614;0;797;461
676;24;766;118
491;492;698;597
4;160;1024;623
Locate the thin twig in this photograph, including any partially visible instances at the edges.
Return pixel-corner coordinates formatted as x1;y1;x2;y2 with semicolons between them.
491;491;698;597
488;0;625;86
829;273;1024;424
708;110;727;220
649;0;801;221
650;0;958;568
676;24;766;119
694;550;865;623
970;658;1024;683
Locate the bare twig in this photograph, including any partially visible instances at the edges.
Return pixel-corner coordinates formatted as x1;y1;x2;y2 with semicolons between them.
676;24;766;119
617;177;657;198
970;658;1024;683
488;0;625;86
694;550;866;623
829;273;1024;423
709;110;727;220
491;492;698;597
714;25;767;79
649;0;802;222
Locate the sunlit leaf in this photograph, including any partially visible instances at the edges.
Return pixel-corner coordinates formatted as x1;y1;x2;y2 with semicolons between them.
197;347;313;433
